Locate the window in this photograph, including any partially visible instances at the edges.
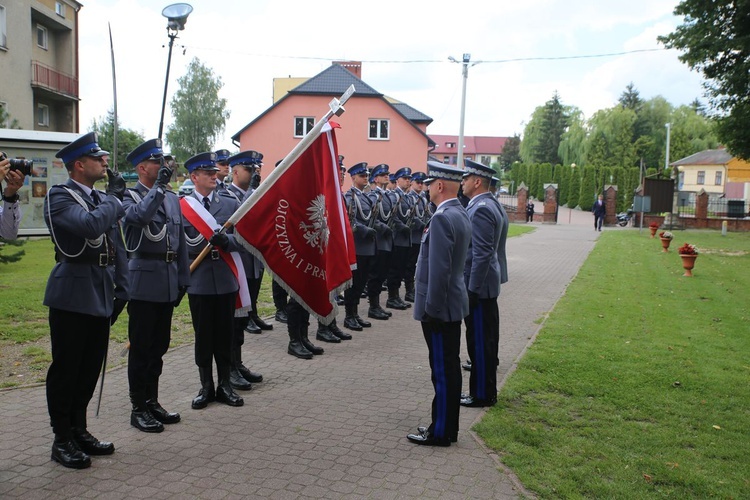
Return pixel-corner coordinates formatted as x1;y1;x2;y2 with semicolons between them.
55;2;66;17
294;117;314;137
37;24;48;49
480;156;491;165
696;171;705;185
37;104;49;127
446;142;455;148
368;119;389;140
443;156;451;163
0;5;7;49
715;171;722;185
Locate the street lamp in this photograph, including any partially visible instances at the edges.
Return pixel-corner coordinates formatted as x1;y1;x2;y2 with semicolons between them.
448;53;474;168
158;3;193;140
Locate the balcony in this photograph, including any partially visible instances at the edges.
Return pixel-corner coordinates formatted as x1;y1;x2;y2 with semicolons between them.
31;61;79;100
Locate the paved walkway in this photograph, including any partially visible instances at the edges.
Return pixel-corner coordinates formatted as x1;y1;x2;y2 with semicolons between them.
0;223;600;499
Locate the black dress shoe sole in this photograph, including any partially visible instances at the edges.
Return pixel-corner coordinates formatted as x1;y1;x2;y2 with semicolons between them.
244;327;262;334
130;421;165;433
316;334;341;343
288;349;313;359
417;426;457;443
215;396;244;407
230;382;253;391
460;398;497;408
51;452;91;469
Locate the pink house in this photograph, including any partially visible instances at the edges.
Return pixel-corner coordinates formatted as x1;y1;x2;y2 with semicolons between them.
430;134;509;167
231;62;435;190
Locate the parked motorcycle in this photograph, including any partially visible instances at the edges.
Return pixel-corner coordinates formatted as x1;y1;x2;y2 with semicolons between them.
616;208;634;227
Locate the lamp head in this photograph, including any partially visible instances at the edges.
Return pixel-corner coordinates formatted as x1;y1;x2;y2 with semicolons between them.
462;53;471;63
162;3;193;31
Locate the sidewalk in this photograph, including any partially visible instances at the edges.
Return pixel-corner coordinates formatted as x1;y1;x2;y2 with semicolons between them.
0;223;600;499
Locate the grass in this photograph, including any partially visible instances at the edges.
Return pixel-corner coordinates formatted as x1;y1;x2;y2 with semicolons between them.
476;229;750;499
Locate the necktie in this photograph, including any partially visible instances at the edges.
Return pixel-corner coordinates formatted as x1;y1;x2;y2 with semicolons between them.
203;196;211;211
90;190;100;205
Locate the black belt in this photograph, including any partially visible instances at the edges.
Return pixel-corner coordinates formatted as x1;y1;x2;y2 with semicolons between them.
56;254;115;267
129;251;176;263
188;249;221;261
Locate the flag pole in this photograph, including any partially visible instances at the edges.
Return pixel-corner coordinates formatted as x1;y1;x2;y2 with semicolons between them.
189;84;355;273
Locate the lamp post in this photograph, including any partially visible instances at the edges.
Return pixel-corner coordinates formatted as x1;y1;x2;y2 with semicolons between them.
158;3;193;141
449;53;473;168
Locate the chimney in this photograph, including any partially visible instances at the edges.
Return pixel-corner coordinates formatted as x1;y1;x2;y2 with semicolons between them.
333;60;362;79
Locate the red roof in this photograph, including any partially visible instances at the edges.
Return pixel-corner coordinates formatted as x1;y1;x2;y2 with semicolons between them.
430;134;508;155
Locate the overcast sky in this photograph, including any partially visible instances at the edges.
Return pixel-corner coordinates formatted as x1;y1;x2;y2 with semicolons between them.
77;0;704;151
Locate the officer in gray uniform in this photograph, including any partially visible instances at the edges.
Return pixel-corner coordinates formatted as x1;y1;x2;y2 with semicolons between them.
407;161;471;447
459;159;506;408
122;139;188;433
44;132;129;468
342;162;377;331
385;167;414;310
181;152;244;409
365;164;393;321
225;150;265;390
404;171;428;303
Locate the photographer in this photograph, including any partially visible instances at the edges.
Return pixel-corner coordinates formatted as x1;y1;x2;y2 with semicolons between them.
0;153;25;240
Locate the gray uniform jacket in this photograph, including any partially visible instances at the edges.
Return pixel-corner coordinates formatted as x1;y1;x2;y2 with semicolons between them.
388;187;413;248
498;202;509;285
407;190;427;245
413;198;471;323
344;187;377;256
0;199;21;240
464;192;504;299
183;190;242;295
122;182;190;302
226;184;263;279
43;179;129;317
367;187;393;252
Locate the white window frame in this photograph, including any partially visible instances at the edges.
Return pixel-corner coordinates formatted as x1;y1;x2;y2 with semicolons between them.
369;119;389;140
715;171;722;185
37;24;48;50
37;104;49;127
0;5;7;49
696;170;705;185
294;116;314;138
55;1;66;17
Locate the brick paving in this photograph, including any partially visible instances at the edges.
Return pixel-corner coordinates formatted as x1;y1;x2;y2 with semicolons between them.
0;222;600;499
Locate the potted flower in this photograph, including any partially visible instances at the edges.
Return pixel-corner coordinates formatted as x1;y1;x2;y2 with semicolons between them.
677;243;699;277
649;222;659;238
659;231;673;252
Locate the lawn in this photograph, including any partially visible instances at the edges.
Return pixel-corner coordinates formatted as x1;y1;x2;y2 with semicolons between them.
476;229;750;498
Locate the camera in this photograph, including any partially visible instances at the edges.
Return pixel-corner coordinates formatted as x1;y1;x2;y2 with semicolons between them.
0;153;33;177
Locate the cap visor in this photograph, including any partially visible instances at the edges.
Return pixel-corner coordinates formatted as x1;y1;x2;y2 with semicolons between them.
88;150;110;157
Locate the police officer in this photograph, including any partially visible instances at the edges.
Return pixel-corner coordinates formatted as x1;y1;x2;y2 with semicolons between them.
407;161;471;447
225;150;265;390
404;171;428;303
459;159;506;408
181;152;244;409
122;139;188;432
342;162;377;331
214;149;231;192
44;132;129;468
385;167;414;310
365;164;393;321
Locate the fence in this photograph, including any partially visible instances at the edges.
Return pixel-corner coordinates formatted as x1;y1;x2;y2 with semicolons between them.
677;196;749;219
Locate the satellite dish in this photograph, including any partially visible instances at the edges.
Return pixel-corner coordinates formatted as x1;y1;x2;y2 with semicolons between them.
162;3;193;31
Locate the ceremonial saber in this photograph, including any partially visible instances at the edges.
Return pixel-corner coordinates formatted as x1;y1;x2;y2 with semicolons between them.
96;23;119;417
188;84;356;273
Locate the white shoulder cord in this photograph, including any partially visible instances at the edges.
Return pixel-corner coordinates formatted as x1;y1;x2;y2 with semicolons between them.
352;190;371;221
47;186;104;258
123;190;168;253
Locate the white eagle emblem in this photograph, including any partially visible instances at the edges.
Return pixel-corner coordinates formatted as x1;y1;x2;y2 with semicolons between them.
299;194;329;254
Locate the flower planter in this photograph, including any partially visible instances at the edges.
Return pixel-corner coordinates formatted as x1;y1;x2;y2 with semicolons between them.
649;227;658;238
660;237;672;252
679;254;698;277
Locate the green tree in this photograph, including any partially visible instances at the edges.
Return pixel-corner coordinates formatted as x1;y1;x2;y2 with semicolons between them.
585;107;637;169
578;166;598;211
499;134;521;170
659;0;750;159
558;109;588;167
567;166;581;208
165;57;230;162
634;96;673;169
0;107;20;129
619;82;644;112
90;109;145;172
520;93;575;164
520;107;545;164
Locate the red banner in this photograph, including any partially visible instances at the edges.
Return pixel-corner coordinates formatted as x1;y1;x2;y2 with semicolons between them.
233;121;356;323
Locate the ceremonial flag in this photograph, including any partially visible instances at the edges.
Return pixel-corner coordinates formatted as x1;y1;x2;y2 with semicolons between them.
233;121;356;324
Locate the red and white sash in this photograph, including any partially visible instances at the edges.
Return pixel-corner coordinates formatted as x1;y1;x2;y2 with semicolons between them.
180;196;252;315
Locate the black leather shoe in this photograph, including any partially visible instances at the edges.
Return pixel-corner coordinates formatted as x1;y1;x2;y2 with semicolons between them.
328;321;352;340
386;298;409;310
380;307;393;317
275;309;288;323
71;430;115;455
335;294;345;306
216;385;244;406
406;429;451;447
238;364;263;383
462;360;472;371
252;315;273;330
344;315;363;331
368;307;390;320
417;426;457;442
192;387;215;409
301;337;324;355
130;410;165;433
229;366;253;391
404;290;415;302
147;400;181;424
51;440;91;469
316;326;341;343
355;315;371;328
244;318;262;334
460;395;497;408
